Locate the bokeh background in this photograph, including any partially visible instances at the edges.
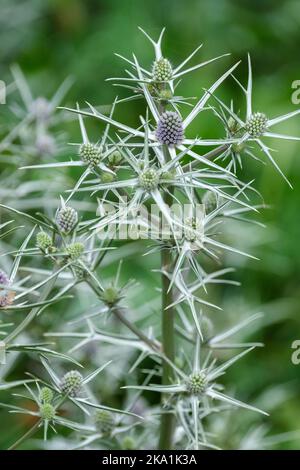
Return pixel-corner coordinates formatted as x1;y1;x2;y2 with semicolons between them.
0;0;300;449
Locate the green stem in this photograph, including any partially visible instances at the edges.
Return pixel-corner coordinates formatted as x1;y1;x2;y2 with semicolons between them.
159;144;175;450
8;419;41;450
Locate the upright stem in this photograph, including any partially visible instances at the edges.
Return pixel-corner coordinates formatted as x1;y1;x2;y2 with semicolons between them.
159;144;175;449
8;419;41;450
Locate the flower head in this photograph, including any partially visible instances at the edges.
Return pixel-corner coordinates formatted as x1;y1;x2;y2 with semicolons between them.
36;231;53;251
56;206;78;234
94;410;115;435
101;286;120;307
39;403;56;420
245;112;268;137
152;57;173;82
186;372;207;395
101;171;115;183
39;387;54;404
79;143;103;167
139;167;160;191
66;242;84;260
60;370;83;397
155;111;184;146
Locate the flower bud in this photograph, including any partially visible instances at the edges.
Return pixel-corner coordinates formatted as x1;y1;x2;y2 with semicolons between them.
60;370;83;397
94;410;114;435
159;89;173;102
108;150;123;166
101;286;120;307
152;58;173;82
56;206;78;234
156;111;184;146
101;172;115;184
79;143;103;167
36;231;53;251
245;112;268;137
186;372;207;395
66;242;84;260
39;387;54;404
227;116;239;133
40;403;56;420
139;167;160;191
121;436;136;450
232;142;246;154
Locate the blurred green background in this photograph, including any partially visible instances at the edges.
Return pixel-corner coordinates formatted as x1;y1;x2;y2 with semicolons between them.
1;0;300;449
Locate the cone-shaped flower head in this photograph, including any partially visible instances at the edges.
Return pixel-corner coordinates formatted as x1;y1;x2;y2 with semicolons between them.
36;231;53;251
139;167;160;191
60;370;83;397
152;57;173;82
39;387;54;404
40;403;56;420
56;206;78;234
66;242;84;260
94;410;115;435
79;143;103;167
186;372;207;395
156;111;184;146
245;112;268;137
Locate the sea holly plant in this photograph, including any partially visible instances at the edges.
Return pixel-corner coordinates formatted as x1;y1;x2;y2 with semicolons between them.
0;28;299;451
